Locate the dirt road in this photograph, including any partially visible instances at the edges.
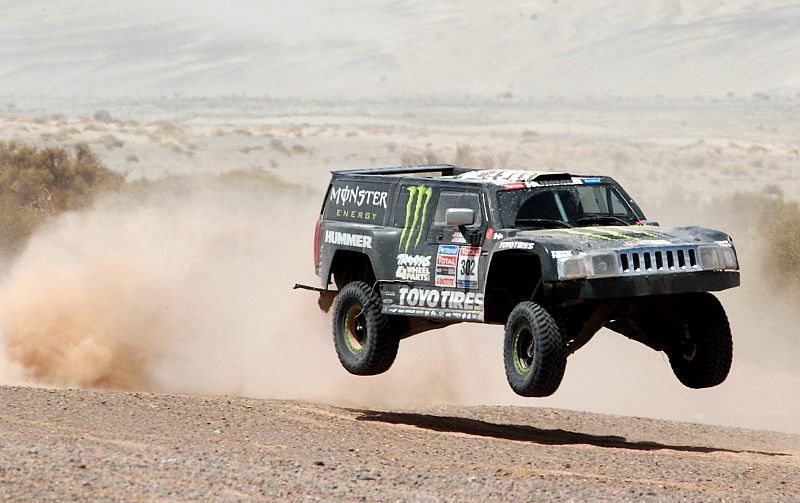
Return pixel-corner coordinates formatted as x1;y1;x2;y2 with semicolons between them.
0;386;797;502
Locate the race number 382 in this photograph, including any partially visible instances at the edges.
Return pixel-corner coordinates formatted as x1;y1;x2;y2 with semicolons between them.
457;246;480;289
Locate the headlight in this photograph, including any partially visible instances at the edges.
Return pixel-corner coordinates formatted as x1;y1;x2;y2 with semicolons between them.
557;255;589;280
557;252;620;280
699;244;738;271
590;252;620;277
719;246;738;270
698;245;721;270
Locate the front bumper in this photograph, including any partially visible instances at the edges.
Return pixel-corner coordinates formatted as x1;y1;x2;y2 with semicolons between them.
543;271;739;300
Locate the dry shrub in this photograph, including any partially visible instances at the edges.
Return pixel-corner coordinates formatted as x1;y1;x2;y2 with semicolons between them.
711;189;800;291
0;142;124;253
400;145;443;165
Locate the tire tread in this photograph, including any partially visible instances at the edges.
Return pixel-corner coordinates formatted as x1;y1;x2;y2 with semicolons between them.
332;281;398;376
503;301;566;397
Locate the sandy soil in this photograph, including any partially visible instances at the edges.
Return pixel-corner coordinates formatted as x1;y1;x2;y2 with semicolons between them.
0;386;797;502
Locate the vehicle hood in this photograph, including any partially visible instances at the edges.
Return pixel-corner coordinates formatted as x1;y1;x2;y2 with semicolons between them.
500;225;733;253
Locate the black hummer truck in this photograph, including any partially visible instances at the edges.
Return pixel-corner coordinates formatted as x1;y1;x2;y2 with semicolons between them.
295;165;739;397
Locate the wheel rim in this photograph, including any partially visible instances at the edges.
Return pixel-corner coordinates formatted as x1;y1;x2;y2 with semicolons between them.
343;304;367;354
513;322;535;375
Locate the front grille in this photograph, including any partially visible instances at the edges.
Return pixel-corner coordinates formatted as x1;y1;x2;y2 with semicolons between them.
619;247;699;274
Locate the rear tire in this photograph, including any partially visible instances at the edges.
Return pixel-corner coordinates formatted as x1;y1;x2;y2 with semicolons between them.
668;293;733;389
332;281;398;375
503;301;566;397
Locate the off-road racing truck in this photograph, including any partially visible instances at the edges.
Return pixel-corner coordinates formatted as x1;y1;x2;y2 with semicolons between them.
295;165;740;397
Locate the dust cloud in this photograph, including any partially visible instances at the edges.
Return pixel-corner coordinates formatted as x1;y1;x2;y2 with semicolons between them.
0;178;482;406
0;176;798;435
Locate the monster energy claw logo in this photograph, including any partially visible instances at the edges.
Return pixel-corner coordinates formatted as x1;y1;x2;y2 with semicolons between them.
399;185;432;252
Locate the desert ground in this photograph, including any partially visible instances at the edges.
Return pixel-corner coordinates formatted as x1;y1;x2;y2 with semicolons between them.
0;95;799;501
1;386;798;502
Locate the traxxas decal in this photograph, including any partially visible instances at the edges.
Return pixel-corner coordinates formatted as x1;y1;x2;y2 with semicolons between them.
396;254;431;282
399;185;433;252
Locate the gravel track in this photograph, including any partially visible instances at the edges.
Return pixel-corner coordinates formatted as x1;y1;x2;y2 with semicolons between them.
0;386;797;502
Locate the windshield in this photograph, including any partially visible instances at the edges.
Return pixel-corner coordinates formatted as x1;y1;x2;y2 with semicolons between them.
496;184;637;229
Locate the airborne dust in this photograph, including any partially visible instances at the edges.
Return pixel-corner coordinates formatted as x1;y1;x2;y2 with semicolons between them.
0;169;798;435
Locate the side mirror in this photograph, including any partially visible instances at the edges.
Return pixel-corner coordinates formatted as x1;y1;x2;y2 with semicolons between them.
445;208;475;227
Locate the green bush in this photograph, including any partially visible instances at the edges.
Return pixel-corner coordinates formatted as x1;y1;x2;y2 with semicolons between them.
0;141;124;252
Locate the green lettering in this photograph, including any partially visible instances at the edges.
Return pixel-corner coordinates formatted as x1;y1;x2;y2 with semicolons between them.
415;187;433;247
405;187;426;253
399;186;417;250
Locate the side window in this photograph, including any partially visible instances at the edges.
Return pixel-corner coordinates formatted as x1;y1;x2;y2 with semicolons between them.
432;191;483;227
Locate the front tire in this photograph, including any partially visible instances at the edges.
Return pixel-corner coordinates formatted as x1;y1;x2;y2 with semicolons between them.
332;281;398;375
668;293;733;389
503;301;567;397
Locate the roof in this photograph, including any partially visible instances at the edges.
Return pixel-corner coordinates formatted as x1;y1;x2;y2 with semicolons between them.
333;165;576;184
453;169;573;185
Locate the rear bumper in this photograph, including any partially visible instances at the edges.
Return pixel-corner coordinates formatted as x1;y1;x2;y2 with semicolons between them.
543;271;739;300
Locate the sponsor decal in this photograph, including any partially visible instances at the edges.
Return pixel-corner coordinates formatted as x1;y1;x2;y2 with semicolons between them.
461;170;540;182
395;254;431;282
435;277;456;287
498;241;535;250
551;250;572;259
398;287;484;311
492;232;505;240
436;266;457;276
450;231;467;244
582;177;602;184
399;185;433;252
334;209;379;221
435;245;458;287
457;246;481;289
329;185;388;208
502;181;527;190
457;170;580;189
437;255;458;267
324;230;372;249
383;306;481;321
326;183;389;222
716;240;733;248
632;239;672;246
